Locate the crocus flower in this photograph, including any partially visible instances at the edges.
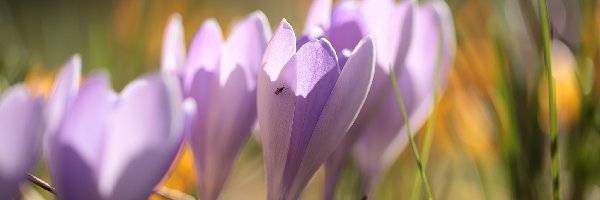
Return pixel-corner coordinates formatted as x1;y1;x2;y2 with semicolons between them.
0;85;44;199
258;19;375;200
46;55;186;200
300;0;456;198
161;12;271;199
353;2;455;196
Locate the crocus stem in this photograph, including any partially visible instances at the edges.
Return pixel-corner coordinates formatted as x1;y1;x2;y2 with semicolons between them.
538;0;560;199
390;66;433;200
27;173;55;194
410;30;443;200
27;173;194;200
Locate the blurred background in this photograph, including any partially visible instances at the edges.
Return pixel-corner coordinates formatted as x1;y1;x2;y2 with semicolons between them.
2;0;600;199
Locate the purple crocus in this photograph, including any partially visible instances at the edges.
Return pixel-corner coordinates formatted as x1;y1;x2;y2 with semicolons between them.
161;12;271;199
0;85;43;199
300;0;456;198
353;2;456;196
258;19;375;200
46;55;186;200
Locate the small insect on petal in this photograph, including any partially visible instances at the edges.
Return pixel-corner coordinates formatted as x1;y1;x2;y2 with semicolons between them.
274;87;285;95
274;86;286;95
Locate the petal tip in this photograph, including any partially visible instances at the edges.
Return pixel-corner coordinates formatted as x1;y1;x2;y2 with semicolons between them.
317;38;339;64
279;18;294;32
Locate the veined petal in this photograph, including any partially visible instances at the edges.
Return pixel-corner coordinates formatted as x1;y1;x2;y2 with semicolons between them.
99;73;185;199
184;18;223;90
53;73;116;200
161;14;186;74
303;0;332;33
288;36;375;199
277;38;339;199
0;85;43;199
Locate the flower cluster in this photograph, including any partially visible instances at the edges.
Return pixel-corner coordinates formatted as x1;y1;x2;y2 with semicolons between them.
0;0;455;199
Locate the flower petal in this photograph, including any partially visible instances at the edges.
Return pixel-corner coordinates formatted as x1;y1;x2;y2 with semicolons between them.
258;20;298;200
52;73;116;200
261;19;296;81
354;95;403;195
382;0;456;170
184;18;223;90
303;0;332;33
257;22;299;196
220;11;271;90
192;66;256;200
327;1;367;67
289;36;375;198
355;1;457;195
276;38;339;199
161;14;186;74
99;73;185;199
0;85;43;199
46;55;81;137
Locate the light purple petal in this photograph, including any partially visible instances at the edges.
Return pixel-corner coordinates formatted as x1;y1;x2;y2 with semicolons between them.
323;66;389;199
261;19;297;80
184;18;223;91
46;54;81;137
380;0;456;173
353;1;456;195
45;55;82;190
389;2;415;70
258;20;298;200
0;85;43;199
369;1;414;73
303;0;332;33
289;36;375;199
327;1;367;67
278;38;339;200
354;95;403;196
323;2;415;197
52;73;116;200
192;66;256;200
297;27;325;50
220;11;271;90
188;11;268;199
360;0;395;69
99;73;185;199
161;14;186;74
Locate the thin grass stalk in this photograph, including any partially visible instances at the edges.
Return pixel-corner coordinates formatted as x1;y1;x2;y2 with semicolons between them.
538;0;560;199
390;66;434;200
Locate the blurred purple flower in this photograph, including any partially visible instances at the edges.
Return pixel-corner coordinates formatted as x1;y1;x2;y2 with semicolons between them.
0;85;44;199
161;11;271;199
258;19;375;200
46;55;186;200
300;0;456;198
353;2;456;196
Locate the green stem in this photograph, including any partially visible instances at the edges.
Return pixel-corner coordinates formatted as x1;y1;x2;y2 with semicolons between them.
538;0;560;199
390;66;434;200
410;30;443;200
